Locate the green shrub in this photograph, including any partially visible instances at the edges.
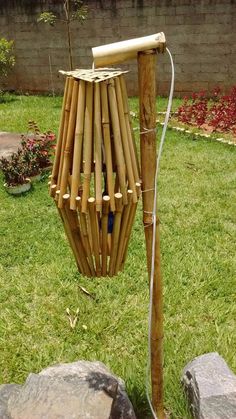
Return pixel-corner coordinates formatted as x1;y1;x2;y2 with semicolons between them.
0;38;15;77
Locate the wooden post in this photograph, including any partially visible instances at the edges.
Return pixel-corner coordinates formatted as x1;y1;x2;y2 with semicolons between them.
138;50;165;419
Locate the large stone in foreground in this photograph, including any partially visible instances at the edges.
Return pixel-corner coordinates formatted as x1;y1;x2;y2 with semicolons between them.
0;384;21;419
3;361;136;419
182;352;236;419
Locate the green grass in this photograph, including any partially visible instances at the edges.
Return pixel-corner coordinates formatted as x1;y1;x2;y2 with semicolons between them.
0;94;236;418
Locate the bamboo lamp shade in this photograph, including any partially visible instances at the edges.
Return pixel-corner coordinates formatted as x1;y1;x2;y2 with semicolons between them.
49;70;141;277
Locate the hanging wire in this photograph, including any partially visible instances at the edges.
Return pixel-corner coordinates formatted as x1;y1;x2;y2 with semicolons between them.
146;47;175;419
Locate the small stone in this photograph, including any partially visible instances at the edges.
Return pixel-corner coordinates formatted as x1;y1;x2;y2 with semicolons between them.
182;352;236;419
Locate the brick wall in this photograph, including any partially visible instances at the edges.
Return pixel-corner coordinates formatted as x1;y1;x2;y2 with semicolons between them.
0;0;235;96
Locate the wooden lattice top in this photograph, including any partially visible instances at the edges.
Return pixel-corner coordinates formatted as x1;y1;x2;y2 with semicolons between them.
59;68;129;83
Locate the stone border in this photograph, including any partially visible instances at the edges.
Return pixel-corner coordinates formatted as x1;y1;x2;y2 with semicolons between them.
156;119;236;146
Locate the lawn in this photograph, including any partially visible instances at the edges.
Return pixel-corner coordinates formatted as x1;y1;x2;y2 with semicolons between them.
0;94;235;418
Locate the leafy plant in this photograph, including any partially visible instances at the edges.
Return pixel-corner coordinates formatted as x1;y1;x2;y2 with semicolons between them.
0;122;56;186
0;149;28;186
177;86;236;135
21;121;56;172
38;0;88;70
0;38;15;77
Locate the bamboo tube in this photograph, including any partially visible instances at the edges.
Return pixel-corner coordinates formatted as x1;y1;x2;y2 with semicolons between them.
138;50;164;419
58;79;79;208
114;172;120;193
88;197;101;276
107;233;111;256
115;189;133;274
108;79;127;205
63;193;92;277
57;77;74;190
101;195;110;276
54;190;84;273
50;184;57;198
70;80;86;210
92;32;166;67
94;83;103;212
101;81;115;212
109;193;123;276
50;77;69;189
120;75;140;182
81;82;94;213
121;183;141;268
114;77;137;203
76;196;96;276
75;195;81;210
79;210;95;275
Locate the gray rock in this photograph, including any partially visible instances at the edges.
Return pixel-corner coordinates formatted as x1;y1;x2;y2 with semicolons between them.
5;360;136;419
0;384;21;419
182;352;236;419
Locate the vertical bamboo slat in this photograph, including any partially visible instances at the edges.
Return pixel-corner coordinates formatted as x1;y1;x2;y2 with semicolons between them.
82;83;94;213
121;183;141;268
70;80;86;210
88;197;101;276
63;193;92;277
120;75;140;182
101;195;110;276
50;77;69;191
76;196;96;276
109;192;123;276
94;83;103;212
57;77;74;190
115;189;133;274
79;210;95;276
54;190;84;273
58;79;79;208
101;81;115;212
108;80;127;205
114;77;137;203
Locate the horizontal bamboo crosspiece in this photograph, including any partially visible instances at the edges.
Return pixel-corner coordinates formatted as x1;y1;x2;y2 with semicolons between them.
50;70;140;277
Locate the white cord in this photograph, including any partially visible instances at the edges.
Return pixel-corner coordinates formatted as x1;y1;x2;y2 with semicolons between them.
146;47;175;419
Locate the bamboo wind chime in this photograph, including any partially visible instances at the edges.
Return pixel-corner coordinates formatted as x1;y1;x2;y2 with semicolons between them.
49;69;140;277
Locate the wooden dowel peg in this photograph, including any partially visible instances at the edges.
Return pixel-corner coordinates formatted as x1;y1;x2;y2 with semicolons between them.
50;184;57;198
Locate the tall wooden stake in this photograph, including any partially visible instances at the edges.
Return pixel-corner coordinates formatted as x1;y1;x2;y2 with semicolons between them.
138;50;165;419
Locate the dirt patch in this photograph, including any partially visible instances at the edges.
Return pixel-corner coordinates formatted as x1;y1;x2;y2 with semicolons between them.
0;132;22;158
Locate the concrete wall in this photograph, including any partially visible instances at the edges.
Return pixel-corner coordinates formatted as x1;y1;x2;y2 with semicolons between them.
0;0;235;96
